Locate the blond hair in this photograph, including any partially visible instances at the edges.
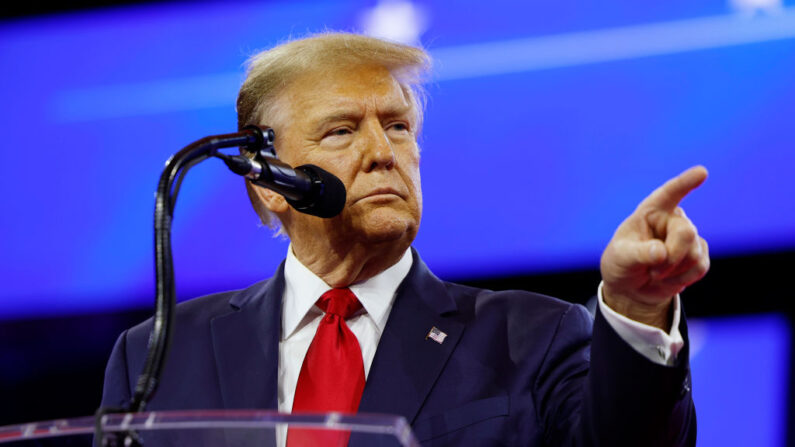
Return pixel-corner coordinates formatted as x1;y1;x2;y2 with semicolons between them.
236;32;431;229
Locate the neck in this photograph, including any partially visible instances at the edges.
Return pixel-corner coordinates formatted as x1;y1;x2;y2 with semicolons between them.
290;239;409;287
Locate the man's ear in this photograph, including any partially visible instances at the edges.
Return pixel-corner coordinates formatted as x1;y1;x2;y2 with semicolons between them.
248;181;290;214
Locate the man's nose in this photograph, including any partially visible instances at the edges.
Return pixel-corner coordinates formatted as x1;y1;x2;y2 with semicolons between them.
361;123;395;172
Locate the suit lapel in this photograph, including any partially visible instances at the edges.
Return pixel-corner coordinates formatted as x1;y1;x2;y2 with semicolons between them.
210;265;285;410
358;250;465;424
207;252;463;429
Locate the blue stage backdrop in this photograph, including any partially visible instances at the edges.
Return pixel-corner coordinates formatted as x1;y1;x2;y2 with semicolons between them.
688;314;790;447
1;0;793;319
1;1;793;444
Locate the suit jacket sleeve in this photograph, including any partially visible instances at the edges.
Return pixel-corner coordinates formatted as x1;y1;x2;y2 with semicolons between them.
536;302;696;446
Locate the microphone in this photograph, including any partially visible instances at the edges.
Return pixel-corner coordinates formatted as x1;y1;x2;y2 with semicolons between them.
222;154;346;218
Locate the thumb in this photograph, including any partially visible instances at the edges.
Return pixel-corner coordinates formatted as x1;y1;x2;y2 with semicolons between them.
609;238;668;269
642;239;668;265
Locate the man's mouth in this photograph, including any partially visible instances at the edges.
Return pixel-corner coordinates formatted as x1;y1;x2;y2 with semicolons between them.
357;187;403;202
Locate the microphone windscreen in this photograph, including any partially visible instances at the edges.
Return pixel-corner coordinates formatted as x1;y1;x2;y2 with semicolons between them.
291;164;347;218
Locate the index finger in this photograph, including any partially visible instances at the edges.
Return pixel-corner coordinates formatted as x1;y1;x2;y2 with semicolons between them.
639;165;708;211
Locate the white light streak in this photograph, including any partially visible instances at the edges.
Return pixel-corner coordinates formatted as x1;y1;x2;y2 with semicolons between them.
431;8;795;81
52;9;795;122
359;0;429;45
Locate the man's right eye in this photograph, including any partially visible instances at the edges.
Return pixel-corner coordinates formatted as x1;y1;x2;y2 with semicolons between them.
326;128;351;137
320;127;354;148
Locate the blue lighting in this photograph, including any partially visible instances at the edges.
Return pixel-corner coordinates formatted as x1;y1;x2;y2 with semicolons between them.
1;1;793;318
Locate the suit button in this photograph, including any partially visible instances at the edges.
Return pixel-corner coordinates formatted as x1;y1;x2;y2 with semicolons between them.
679;374;691;399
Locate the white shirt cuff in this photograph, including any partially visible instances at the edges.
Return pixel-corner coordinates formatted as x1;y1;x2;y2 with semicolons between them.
597;281;685;366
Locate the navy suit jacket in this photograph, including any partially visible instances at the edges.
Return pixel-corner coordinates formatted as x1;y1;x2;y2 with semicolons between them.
102;250;695;446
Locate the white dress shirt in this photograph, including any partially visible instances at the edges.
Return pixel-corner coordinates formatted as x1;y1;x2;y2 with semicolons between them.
278;247;413;414
275;247;684;444
597;281;684;365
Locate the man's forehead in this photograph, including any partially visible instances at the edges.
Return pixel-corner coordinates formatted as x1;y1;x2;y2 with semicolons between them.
283;65;413;116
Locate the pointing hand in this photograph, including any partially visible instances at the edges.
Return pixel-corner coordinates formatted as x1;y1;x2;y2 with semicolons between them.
600;166;710;330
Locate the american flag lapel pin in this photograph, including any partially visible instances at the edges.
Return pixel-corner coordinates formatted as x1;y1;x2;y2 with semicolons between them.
426;326;447;344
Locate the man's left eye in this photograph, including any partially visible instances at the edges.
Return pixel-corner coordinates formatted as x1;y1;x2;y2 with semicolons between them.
388;123;409;132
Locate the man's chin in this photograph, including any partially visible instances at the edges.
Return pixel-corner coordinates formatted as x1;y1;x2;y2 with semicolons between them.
356;214;419;245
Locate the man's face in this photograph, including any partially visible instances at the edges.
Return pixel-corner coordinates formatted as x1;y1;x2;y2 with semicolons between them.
264;64;422;249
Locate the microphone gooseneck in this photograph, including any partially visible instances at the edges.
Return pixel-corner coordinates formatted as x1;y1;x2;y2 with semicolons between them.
132;125;269;413
96;125;272;447
95;125;347;447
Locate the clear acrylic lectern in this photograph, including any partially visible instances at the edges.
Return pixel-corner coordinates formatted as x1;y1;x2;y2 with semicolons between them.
0;410;419;446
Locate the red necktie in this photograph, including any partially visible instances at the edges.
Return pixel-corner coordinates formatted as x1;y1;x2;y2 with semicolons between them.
288;288;365;447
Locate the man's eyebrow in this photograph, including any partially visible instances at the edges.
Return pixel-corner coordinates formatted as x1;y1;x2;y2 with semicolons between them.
309;102;415;133
311;110;363;132
378;102;414;120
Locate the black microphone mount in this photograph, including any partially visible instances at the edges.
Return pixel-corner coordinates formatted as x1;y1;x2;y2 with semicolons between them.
94;125;345;446
218;153;346;218
132;125;274;414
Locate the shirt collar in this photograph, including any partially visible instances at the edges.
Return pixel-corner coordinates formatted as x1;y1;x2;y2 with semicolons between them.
281;246;413;340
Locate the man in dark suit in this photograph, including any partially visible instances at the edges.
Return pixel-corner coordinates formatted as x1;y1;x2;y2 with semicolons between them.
102;33;707;446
